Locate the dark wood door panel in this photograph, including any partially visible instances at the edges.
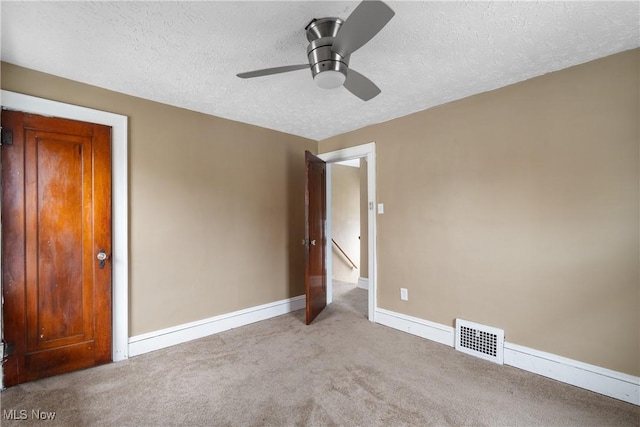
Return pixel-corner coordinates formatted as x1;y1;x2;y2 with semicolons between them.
25;130;94;352
25;342;97;382
305;151;327;325
1;110;112;386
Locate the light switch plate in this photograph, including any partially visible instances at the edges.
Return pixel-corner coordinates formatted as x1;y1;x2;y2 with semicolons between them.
400;288;408;301
377;203;384;214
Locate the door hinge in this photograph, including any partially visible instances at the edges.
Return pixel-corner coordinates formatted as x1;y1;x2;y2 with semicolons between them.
1;340;15;362
1;128;13;146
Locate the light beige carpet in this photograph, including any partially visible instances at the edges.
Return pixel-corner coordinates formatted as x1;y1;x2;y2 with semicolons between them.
1;280;638;426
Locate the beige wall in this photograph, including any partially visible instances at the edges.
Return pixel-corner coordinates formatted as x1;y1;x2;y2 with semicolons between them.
1;63;316;336
331;164;360;283
320;49;640;376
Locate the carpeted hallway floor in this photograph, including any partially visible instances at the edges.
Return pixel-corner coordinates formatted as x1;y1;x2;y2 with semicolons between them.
1;280;639;426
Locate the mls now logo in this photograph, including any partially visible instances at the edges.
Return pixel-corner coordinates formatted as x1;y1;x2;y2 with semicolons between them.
3;409;56;420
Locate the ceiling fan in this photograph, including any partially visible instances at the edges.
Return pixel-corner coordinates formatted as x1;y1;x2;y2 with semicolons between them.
236;0;395;101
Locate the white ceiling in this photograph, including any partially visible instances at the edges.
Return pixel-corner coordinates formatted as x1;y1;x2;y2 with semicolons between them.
1;1;638;141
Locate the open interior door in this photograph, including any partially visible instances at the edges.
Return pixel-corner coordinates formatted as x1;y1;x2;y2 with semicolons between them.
304;150;327;324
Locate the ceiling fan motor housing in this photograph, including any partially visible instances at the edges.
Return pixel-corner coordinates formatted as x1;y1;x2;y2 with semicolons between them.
237;1;393;100
306;18;350;82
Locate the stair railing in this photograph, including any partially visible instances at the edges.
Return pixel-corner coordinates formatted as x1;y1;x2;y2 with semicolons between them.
331;238;358;269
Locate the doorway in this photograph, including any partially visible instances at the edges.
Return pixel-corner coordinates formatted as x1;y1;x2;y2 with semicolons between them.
0;90;129;389
319;143;377;322
331;158;366;316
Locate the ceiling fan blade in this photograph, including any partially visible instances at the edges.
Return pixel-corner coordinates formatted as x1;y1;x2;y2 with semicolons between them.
344;68;381;101
237;64;308;79
332;0;395;58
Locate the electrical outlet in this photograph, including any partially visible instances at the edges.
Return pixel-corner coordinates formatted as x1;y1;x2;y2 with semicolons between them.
400;288;408;301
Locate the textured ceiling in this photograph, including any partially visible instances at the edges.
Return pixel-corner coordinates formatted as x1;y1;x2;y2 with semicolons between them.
1;1;638;141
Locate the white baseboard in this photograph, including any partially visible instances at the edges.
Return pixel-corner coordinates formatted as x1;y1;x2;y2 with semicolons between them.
374;308;639;406
375;308;454;347
128;295;306;357
504;342;640;406
357;277;369;290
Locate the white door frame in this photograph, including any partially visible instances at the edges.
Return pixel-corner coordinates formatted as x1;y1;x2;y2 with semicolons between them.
0;90;129;387
319;142;377;322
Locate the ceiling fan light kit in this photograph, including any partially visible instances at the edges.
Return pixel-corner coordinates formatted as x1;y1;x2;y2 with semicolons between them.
314;70;347;90
237;0;395;101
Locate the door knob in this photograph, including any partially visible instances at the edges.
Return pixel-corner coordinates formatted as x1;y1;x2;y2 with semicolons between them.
310;240;316;246
97;249;108;269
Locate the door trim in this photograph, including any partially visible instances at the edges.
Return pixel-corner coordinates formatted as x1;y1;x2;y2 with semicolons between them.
1;90;129;374
319;142;377;322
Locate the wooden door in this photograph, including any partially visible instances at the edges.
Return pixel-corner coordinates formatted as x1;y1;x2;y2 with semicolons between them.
304;151;327;324
1;110;112;386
